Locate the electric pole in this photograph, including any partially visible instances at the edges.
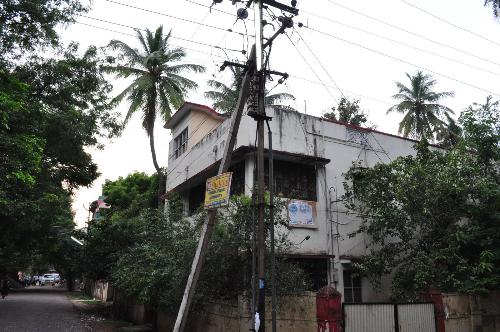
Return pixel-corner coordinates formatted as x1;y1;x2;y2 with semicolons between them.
173;1;298;331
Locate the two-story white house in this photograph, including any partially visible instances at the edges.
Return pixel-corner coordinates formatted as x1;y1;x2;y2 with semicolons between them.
164;101;425;303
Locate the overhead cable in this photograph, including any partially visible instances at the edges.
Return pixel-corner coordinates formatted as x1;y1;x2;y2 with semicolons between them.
74;21;227;59
285;32;339;103
105;0;251;37
325;0;500;68
79;15;246;54
302;25;500;97
299;13;500;76
288;74;393;105
293;27;347;98
399;0;500;48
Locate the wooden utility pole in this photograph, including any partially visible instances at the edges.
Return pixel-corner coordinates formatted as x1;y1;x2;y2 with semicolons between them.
173;47;255;332
174;1;298;330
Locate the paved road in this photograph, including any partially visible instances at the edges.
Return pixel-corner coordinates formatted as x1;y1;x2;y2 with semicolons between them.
0;286;92;332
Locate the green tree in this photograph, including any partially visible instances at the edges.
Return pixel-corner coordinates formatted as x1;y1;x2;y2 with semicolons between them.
204;65;295;114
387;71;454;140
436;113;462;148
0;0;88;55
111;196;311;316
104;26;205;201
0;44;120;273
343;98;499;299
102;172;159;222
323;97;368;126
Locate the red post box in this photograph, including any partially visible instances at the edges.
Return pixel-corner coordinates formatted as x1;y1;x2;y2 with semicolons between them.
316;286;342;332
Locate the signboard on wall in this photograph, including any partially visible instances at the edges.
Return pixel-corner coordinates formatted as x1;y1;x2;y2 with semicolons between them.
288;200;316;227
204;172;233;209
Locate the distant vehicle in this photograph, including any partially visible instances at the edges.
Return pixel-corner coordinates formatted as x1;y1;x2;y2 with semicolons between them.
53;274;61;283
40;274;55;286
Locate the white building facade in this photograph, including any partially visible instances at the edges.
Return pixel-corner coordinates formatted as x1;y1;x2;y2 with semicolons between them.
165;102;424;303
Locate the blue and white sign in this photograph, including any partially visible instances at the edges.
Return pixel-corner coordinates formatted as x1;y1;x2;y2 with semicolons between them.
288;200;316;227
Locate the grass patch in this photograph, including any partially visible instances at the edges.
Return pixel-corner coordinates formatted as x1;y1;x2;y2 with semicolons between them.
67;291;103;305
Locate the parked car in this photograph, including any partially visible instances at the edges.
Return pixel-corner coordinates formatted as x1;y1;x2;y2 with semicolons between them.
40;274;55;286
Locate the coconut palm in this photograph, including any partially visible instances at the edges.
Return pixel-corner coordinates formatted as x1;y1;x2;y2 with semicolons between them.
104;26;204;192
204;65;296;114
387;71;454;140
436;113;463;148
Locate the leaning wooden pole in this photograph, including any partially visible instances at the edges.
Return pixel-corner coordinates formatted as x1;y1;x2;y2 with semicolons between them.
173;47;256;332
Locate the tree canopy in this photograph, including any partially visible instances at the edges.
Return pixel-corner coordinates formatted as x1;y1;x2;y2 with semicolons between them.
323;97;368;127
0;0;120;274
0;0;89;55
388;71;454;140
343;96;500;299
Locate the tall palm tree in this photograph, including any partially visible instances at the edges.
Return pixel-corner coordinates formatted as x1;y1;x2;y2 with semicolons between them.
104;26;204;200
387;71;454;140
204;65;296;114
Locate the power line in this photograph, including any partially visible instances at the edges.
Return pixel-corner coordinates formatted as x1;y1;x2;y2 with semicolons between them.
399;0;500;48
105;0;250;37
325;0;500;68
298;13;500;77
74;21;227;60
287;74;393;105
78;15;245;54
284;32;339;104
185;0;255;21
293;27;346;98
302;25;500;97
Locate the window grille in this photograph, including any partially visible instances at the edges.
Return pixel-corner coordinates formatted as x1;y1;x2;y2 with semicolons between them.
174;128;188;159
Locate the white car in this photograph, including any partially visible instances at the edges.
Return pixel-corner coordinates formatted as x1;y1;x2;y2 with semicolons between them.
40;274;56;286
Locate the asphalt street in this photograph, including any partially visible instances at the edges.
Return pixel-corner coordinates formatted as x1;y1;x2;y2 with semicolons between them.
0;286;91;332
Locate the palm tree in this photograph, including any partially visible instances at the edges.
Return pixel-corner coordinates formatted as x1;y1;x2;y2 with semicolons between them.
484;0;500;17
436;113;462;148
387;71;454;140
204;65;296;114
104;26;204;200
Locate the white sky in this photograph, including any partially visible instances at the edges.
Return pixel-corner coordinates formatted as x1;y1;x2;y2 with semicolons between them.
62;0;500;228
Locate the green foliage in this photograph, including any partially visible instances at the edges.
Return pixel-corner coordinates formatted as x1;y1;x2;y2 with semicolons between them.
103;26;204;179
0;45;120;272
323;97;368;126
388;71;454;140
102;172;159;222
81;172;159;279
0;0;89;55
204;65;296;114
343;99;500;299
86;193;311;314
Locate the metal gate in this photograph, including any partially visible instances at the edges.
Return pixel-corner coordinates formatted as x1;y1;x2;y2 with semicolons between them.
343;303;436;332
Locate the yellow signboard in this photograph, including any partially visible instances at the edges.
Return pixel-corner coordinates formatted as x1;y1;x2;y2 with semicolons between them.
204;172;233;209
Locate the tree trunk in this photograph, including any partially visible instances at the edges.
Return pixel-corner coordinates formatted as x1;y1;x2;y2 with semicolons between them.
149;130;165;208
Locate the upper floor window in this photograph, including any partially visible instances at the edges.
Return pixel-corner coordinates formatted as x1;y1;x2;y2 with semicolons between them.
174;128;188;159
265;160;317;201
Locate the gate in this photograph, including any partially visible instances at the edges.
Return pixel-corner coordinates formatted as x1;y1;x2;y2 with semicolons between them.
343;303;436;332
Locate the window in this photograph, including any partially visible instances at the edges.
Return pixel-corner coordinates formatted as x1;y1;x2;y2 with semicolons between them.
343;270;362;303
265;160;317;201
174;128;188;159
286;257;328;291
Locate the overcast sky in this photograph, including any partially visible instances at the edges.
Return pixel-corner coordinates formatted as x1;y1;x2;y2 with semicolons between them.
62;0;500;228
